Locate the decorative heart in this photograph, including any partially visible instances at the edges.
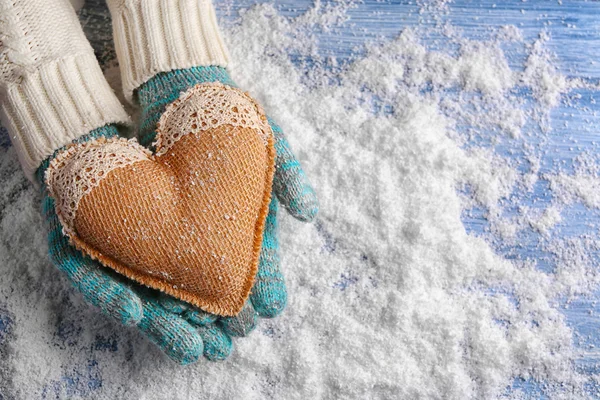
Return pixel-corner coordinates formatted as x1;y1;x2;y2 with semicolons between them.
45;83;275;316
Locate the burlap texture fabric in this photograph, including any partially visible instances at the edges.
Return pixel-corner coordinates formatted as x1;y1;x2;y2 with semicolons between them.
45;83;275;316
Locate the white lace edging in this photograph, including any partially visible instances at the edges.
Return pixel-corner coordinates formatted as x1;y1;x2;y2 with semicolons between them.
45;137;152;236
154;82;272;156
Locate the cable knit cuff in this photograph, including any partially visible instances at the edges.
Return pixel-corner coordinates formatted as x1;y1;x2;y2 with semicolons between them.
107;0;230;103
0;53;131;182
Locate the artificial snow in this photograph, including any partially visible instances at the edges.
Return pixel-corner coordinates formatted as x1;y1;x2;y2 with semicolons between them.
1;1;600;399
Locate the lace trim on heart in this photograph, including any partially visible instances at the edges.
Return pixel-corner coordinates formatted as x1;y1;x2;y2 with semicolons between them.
154;82;272;156
45;137;152;236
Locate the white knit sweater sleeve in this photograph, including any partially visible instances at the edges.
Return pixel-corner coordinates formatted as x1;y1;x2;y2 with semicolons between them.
107;0;230;103
0;0;130;182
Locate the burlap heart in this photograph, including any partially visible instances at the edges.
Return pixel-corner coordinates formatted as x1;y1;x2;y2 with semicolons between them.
45;83;275;316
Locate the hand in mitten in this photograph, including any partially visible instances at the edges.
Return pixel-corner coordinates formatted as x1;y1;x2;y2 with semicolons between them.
37;125;237;364
42;73;315;360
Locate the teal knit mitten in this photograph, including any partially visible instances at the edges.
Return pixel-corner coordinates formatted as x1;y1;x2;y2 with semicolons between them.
37;124;239;364
136;66;318;337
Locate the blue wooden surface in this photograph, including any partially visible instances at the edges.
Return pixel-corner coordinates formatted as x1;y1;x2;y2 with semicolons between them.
222;1;600;397
1;0;599;398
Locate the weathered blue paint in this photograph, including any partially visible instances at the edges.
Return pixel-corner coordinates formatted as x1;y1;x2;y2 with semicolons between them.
0;0;599;397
